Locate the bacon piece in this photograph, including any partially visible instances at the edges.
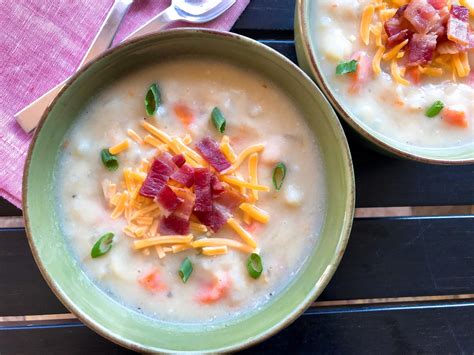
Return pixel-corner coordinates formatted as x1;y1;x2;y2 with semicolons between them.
214;190;245;212
404;0;440;34
139;157;182;213
447;6;469;46
194;168;212;212
428;0;447;10
156;185;182;213
172;154;186;167
387;29;412;47
385;5;409;37
210;174;225;197
194;206;228;232
408;33;438;66
160;189;195;235
195;137;231;172
170;164;194;187
139;159;173;198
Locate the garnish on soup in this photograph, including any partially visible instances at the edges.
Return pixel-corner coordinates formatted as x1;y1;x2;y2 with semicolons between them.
145;83;161;116
334;0;472;130
91;233;114;258
99;85;279;296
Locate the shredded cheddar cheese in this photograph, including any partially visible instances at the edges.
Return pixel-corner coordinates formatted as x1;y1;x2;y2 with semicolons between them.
220;135;237;162
222;143;265;174
383;39;409;61
419;66;443;77
127;129;143;145
171;244;193;253
360;4;375;45
202;246;228;256
144;134;162;148
372;45;385;76
141;121;172;144
391;59;410;86
191;238;255;253
248;153;259;201
109;139;130;155
239;203;270;224
220;175;270;192
169;138;207;166
227;218;257;248
133;234;194;250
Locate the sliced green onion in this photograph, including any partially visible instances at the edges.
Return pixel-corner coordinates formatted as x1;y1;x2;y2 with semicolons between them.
336;60;358;75
211;107;226;133
145;83;161;116
101;149;119;171
425;100;444;118
91;233;114;258
247;253;263;279
272;162;287;191
179;257;193;283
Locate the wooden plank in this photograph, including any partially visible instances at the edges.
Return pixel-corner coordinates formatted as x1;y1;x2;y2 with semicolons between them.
2;302;474;353
1;216;473;316
233;0;294;31
319;216;474;301
0;229;67;315
0;198;21;217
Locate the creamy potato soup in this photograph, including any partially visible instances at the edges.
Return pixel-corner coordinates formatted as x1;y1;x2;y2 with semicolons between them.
313;0;473;148
55;58;325;323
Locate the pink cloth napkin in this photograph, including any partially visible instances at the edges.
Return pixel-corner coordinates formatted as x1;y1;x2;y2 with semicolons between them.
0;0;249;209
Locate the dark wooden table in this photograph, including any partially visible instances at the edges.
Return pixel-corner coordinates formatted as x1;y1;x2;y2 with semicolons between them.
1;1;474;353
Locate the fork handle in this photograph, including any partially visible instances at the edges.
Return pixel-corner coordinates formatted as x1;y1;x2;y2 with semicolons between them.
16;0;133;133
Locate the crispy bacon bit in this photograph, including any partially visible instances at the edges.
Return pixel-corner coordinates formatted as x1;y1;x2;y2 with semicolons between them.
156;185;182;213
387;29;412;47
447;6;469;46
194;168;212;212
385;5;409;37
408;33;438;66
160;188;195;235
158;152;176;170
195;137;231;172
139;159;173;198
160;215;190;235
194;206;228;232
214;190;245;212
172;154;186;167
404;0;440;34
211;174;225;197
427;0;447;10
171;164;194;187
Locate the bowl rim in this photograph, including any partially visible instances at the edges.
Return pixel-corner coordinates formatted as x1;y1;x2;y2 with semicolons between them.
23;28;355;353
295;0;474;165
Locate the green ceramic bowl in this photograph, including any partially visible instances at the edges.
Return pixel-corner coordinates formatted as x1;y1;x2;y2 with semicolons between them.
295;0;474;164
23;29;354;352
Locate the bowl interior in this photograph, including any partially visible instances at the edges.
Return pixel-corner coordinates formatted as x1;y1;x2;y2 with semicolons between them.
24;29;354;352
295;0;474;164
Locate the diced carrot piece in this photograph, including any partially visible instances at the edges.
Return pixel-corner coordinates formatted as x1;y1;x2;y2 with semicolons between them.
245;221;261;233
197;274;231;304
406;67;421;85
349;51;371;94
139;270;167;292
173;104;194;127
442;108;468;128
